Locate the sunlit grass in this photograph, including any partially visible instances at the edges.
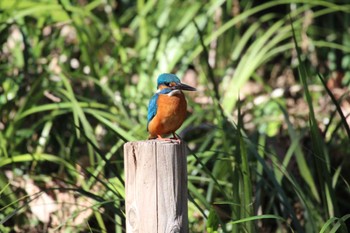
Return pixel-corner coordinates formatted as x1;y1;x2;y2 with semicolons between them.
1;0;350;232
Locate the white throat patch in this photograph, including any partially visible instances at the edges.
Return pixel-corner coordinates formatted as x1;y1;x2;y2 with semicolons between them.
167;90;181;96
156;89;181;96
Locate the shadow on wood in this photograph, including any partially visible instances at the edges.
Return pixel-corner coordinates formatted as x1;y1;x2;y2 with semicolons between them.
124;140;188;233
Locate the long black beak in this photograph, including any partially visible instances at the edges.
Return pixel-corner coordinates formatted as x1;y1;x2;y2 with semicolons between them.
175;82;196;91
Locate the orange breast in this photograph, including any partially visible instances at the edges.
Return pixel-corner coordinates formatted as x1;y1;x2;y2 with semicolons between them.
148;92;187;138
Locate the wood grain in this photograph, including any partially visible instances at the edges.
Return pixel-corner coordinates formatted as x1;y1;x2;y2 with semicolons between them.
124;140;188;233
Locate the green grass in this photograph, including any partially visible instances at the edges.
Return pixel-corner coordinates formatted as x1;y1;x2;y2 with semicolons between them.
1;0;350;232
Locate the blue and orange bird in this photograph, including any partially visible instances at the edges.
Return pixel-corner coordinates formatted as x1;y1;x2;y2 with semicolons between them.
147;73;196;140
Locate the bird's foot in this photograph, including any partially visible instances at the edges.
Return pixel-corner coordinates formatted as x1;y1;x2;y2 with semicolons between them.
155;135;172;141
150;134;181;143
170;133;182;143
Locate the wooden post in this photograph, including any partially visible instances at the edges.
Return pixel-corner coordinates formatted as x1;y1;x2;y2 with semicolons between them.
124;140;188;233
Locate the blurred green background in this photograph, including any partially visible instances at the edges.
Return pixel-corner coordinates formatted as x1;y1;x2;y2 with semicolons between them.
1;0;350;232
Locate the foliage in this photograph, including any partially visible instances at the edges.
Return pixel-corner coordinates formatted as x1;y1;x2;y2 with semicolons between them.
1;0;350;232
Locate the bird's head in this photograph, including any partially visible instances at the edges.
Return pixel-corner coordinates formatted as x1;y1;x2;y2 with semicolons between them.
157;73;196;92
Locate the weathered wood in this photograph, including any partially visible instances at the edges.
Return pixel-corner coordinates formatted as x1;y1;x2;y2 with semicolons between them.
124;140;188;233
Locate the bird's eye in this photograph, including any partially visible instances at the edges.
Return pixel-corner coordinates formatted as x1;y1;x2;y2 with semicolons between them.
164;82;170;86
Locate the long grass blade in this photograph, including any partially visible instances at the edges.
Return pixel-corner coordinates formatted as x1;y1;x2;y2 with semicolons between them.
318;74;350;140
290;15;338;219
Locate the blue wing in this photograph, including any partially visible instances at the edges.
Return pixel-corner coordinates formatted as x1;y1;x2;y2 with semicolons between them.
147;88;172;130
147;93;159;130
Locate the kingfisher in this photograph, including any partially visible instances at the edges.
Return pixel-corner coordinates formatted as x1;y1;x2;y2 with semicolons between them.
147;73;196;140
